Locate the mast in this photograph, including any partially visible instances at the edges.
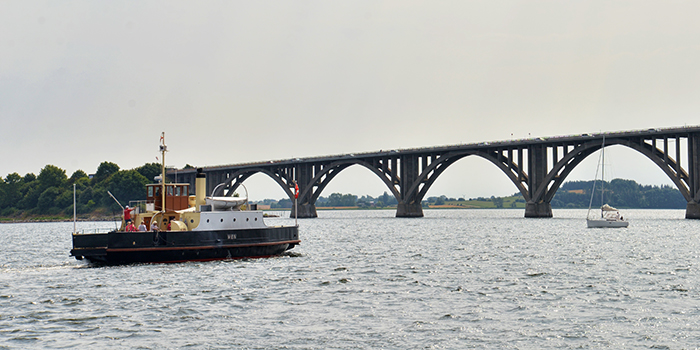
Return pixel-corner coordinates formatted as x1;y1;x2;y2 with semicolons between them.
600;135;605;216
160;132;167;214
587;136;604;220
73;183;76;234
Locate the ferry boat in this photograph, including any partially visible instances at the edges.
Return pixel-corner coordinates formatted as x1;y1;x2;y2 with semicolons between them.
70;133;300;264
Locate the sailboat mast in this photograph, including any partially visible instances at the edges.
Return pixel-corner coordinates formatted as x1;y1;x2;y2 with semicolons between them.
600;136;605;216
586;137;602;219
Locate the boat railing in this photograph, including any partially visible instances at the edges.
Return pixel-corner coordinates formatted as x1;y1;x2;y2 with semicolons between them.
128;200;148;214
74;227;117;235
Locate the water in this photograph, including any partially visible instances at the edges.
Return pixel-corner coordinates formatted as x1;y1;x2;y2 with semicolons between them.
1;209;699;349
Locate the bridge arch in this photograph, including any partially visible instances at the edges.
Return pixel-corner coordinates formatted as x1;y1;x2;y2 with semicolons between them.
209;159;403;217
532;138;692;205
212;168;295;199
609;139;691;201
303;160;402;202
406;150;528;203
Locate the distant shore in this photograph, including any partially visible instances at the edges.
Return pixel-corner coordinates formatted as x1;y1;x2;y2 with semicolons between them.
0;216;117;224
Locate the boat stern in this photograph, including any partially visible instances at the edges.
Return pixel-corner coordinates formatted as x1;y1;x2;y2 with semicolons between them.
71;232;109;261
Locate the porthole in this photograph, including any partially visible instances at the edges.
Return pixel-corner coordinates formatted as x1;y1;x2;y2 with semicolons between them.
220;218;224;223
246;218;249;221
207;219;210;223
190;219;194;223
255;218;258;221
233;218;236;222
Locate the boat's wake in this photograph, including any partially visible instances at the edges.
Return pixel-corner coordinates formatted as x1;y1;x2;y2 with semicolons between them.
0;260;90;274
281;251;303;258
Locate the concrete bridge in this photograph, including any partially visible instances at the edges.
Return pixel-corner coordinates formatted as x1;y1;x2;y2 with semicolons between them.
169;126;700;219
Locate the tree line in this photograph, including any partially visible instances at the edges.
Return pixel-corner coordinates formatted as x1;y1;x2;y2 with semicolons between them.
551;179;686;209
0;162;160;218
255;191;399;209
257;179;687;210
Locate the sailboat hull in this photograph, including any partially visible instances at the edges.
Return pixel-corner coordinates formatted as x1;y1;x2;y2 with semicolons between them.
586;219;629;228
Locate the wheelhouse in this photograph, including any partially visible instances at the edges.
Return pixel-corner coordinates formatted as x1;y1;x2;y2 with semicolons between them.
146;183;191;211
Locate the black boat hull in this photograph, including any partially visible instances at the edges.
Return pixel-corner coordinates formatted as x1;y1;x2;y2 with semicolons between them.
71;226;299;264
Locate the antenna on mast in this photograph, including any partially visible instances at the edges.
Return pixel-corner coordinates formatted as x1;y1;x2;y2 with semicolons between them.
160;132;167;214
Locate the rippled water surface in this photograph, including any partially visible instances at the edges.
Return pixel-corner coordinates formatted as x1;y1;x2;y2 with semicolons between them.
1;209;700;349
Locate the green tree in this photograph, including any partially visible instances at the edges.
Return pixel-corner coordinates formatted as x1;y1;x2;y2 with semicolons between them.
93;162;120;185
107;170;149;205
92;187;110;207
78;199;96;214
327;193;344;206
37;187;62;212
381;192;391;206
3;173;23;205
0;178;5;209
69;170;88;184
341;193;358;206
377;191;397;206
610;179;645;208
23;173;36;183
18;180;40;210
74;177;91;191
37;165;67;192
326;193;358;207
492;196;504;208
135;163;161;183
644;185;685;209
78;186;94;204
55;189;74;210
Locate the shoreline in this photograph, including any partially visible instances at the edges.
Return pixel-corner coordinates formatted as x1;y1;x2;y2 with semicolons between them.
0;217;118;224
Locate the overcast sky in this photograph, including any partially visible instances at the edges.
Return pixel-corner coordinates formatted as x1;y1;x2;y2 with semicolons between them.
2;1;699;200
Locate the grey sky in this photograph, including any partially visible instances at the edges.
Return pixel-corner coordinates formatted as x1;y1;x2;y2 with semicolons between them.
2;1;699;200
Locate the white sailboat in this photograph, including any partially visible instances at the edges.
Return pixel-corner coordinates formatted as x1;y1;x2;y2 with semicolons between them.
586;136;629;228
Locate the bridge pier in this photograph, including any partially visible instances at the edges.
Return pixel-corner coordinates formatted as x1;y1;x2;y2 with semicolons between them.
396;202;424;218
290;203;317;218
686;201;700;219
524;201;553;218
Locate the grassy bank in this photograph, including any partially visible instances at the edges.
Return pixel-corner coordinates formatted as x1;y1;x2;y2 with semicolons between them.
0;208;119;223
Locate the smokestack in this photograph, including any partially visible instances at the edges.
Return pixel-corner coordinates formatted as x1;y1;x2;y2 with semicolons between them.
195;168;206;208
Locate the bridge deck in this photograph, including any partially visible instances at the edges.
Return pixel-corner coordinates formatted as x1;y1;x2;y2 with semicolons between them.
168;126;700;219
